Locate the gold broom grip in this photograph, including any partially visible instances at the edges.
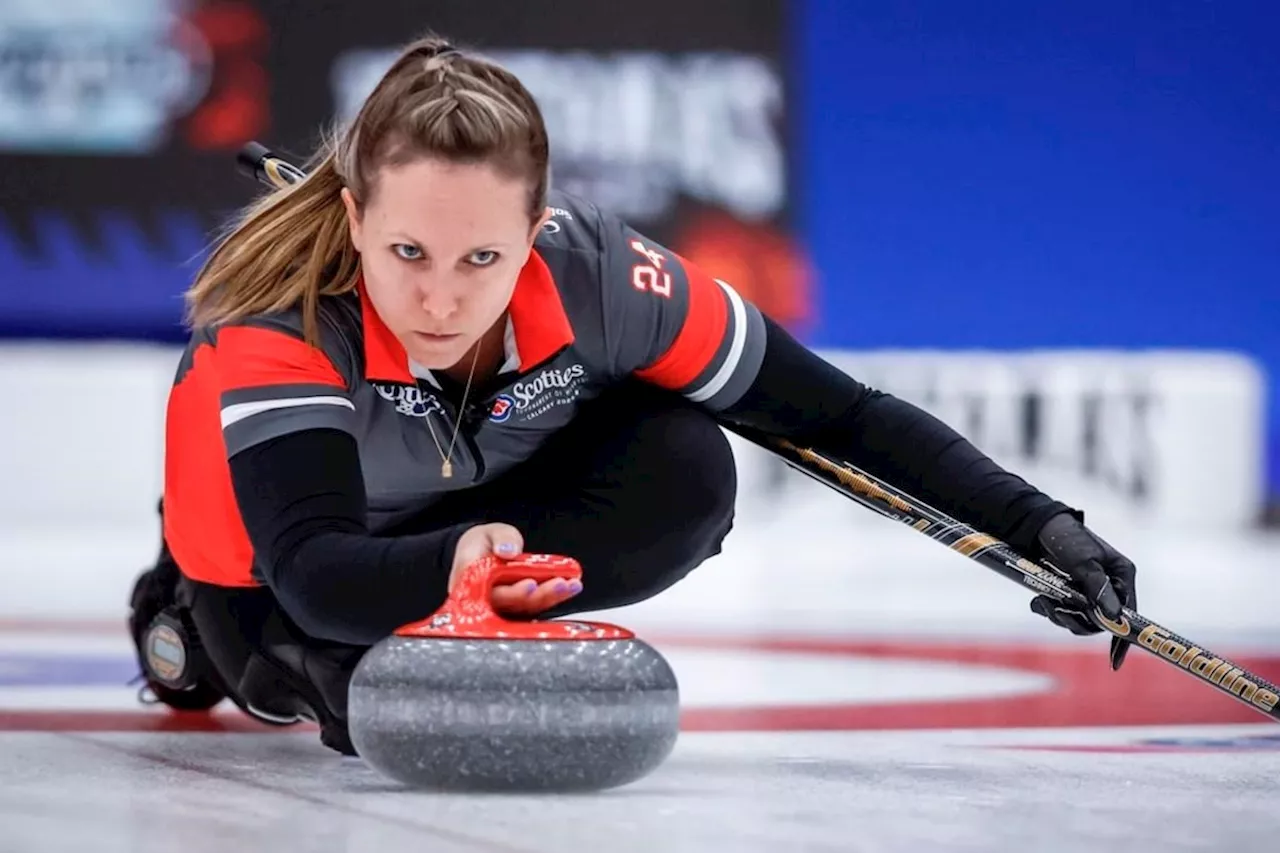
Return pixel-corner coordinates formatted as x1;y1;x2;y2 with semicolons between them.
238;141;305;190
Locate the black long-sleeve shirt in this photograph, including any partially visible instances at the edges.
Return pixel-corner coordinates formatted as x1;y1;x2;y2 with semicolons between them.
162;188;1069;646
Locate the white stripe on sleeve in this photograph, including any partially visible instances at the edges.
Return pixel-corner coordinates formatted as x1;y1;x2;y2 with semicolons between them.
220;395;355;429
685;279;748;404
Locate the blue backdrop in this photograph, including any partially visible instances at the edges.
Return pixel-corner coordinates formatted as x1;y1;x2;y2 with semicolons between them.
794;1;1280;501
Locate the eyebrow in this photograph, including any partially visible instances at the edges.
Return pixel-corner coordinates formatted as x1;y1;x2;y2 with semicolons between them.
387;234;509;253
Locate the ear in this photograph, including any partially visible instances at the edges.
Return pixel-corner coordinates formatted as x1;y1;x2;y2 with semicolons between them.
340;187;364;253
529;206;554;243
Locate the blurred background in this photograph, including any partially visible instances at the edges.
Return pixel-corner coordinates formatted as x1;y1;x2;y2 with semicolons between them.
0;0;1276;621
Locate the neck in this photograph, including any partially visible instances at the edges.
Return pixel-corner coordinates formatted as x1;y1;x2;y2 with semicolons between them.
442;317;506;385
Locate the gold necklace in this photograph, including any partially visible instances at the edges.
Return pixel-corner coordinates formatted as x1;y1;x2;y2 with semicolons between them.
423;340;482;479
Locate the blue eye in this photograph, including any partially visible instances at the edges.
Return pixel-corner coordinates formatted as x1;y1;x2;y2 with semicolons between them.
393;244;422;260
469;250;499;267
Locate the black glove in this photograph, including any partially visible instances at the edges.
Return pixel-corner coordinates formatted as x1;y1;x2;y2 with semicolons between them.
1030;511;1138;670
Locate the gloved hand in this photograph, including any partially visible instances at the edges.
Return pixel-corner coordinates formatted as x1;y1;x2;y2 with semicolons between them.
1031;511;1138;670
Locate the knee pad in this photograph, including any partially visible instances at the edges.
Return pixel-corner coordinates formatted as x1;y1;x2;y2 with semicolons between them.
233;613;365;756
129;566;227;712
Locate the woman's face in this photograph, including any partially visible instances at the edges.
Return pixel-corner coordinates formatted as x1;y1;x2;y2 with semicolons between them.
342;157;550;371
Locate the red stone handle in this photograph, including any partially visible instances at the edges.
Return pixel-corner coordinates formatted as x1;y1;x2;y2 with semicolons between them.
393;553;632;641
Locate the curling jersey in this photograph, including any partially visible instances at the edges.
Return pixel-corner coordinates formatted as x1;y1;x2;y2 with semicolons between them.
162;190;768;587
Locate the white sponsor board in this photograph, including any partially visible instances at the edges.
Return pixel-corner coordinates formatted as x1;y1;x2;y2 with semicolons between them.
0;343;1265;617
0;342;1264;530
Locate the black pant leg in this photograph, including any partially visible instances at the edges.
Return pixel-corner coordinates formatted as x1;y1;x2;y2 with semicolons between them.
182;575;365;751
393;382;738;615
181;578;285;697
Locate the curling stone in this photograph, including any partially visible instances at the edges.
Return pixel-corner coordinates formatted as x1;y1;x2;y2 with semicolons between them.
347;553;680;792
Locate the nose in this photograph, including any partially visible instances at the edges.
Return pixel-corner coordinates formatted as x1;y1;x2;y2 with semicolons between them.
416;275;460;321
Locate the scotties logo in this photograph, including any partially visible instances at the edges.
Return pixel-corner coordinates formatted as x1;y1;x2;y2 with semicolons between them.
508;365;588;421
512;365;587;408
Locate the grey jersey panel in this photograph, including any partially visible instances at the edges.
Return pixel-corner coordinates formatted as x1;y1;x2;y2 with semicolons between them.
209;300;365;459
223;396;358;458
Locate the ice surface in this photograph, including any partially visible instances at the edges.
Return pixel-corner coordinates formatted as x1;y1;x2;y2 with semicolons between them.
2;726;1279;853
2;495;1278;851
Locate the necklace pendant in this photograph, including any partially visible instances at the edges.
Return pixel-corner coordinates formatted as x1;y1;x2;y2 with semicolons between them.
441;459;453;479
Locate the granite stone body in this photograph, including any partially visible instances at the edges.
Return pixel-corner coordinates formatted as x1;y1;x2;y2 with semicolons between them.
348;634;681;792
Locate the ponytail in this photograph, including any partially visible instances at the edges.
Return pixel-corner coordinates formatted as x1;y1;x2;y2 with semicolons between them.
184;146;360;345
